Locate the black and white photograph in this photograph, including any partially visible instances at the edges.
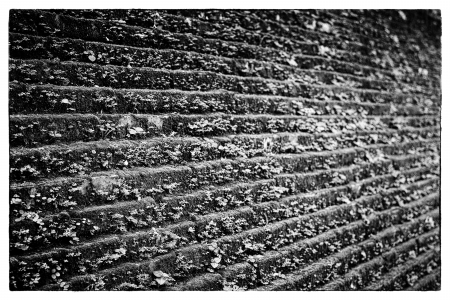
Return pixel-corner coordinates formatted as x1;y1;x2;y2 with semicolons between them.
4;1;445;294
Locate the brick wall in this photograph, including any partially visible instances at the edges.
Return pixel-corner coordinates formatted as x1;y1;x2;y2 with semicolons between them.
9;9;441;291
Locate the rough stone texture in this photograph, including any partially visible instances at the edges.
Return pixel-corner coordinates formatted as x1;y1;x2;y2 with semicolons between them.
9;9;441;291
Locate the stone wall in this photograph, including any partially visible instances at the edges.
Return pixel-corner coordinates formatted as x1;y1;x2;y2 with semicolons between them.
9;9;441;291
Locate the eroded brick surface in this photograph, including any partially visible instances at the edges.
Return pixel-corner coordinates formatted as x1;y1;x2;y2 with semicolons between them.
9;9;441;291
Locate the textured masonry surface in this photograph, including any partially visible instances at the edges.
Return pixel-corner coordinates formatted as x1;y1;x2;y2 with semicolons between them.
9;9;441;291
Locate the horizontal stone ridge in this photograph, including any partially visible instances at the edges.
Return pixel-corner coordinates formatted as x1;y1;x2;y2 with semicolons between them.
9;9;440;291
9;112;440;147
9;83;440;116
9;127;439;181
9;58;440;97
